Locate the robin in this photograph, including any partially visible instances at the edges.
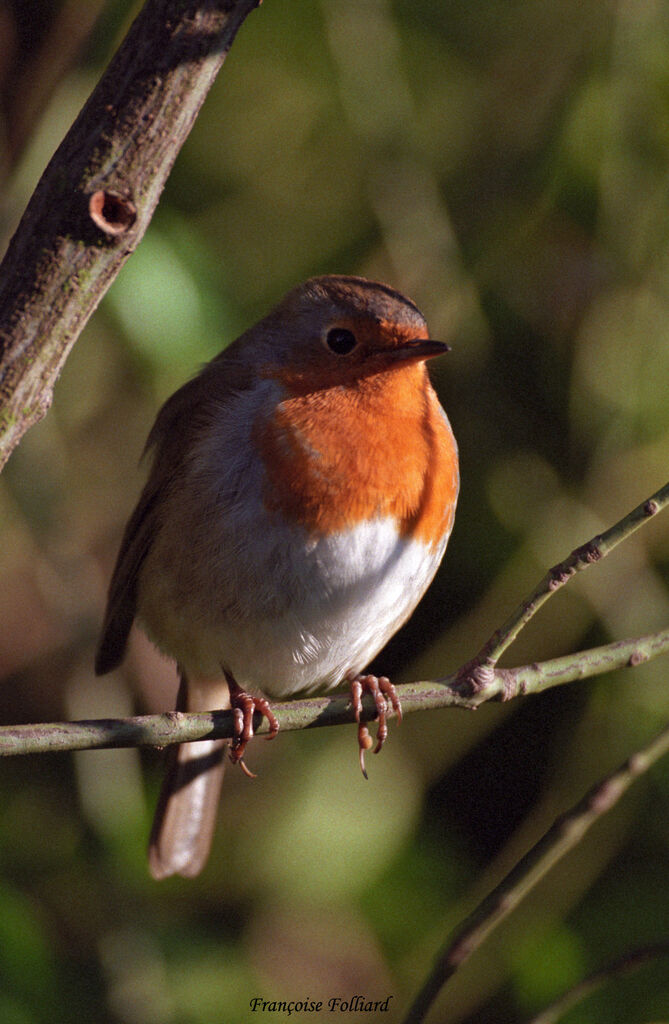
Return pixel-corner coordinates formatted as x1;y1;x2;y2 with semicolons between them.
96;275;459;879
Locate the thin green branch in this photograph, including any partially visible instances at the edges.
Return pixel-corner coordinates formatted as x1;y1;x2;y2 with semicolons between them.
511;627;669;697
456;480;669;691
0;628;667;757
402;723;669;1024
525;943;669;1024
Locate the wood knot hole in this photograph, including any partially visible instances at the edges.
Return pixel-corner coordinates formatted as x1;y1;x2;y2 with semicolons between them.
89;190;137;236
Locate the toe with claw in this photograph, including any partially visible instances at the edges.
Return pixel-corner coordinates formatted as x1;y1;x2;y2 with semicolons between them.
349;673;402;778
227;680;279;775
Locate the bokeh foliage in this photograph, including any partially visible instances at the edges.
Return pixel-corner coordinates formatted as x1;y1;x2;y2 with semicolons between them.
0;1;668;1021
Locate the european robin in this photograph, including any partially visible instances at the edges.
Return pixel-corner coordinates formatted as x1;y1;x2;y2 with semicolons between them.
96;275;459;879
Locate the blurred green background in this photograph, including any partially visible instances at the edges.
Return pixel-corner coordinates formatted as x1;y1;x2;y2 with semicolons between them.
1;1;669;1021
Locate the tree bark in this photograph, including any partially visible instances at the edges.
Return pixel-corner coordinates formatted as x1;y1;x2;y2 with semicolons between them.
0;0;260;470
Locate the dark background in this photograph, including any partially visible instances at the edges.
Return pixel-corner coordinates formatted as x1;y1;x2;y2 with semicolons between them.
0;1;668;1021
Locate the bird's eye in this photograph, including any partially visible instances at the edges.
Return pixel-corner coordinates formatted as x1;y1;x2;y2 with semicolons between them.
325;327;357;355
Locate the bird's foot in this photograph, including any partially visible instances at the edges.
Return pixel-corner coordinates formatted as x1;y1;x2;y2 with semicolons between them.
228;682;279;777
349;674;402;779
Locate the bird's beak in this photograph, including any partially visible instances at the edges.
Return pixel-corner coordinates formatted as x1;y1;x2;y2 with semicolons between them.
389;338;451;362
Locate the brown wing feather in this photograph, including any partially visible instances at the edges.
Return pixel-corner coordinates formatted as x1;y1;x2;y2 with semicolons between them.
95;349;254;676
95;375;208;675
94;481;161;675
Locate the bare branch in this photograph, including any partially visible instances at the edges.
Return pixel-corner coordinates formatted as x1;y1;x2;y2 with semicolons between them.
525;943;669;1024
456;480;669;692
0;628;668;757
402;723;669;1024
0;0;260;469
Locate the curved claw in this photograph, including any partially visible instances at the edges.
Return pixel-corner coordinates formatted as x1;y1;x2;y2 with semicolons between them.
238;759;257;779
349;674;402;777
358;725;373;778
227;682;279;771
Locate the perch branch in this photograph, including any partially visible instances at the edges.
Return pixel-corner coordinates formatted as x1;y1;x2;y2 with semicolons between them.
0;0;260;470
402;722;669;1024
1;480;667;757
0;627;668;756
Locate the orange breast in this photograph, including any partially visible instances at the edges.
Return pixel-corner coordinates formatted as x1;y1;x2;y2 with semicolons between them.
256;365;459;547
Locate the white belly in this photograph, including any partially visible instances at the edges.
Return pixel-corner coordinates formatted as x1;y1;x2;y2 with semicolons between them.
219;518;445;698
138;512;447;699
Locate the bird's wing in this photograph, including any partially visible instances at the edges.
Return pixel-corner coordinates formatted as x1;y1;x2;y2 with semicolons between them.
95;351;253;675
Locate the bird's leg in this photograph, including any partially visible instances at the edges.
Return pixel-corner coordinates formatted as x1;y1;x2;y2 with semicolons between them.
226;674;279;777
349;674;403;778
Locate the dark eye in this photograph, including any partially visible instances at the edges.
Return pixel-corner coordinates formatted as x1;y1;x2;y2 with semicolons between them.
325;327;357;355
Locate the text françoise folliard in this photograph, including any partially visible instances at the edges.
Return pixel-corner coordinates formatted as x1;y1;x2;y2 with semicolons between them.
249;995;393;1015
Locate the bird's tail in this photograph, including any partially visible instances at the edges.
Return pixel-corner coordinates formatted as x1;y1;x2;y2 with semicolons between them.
148;672;229;880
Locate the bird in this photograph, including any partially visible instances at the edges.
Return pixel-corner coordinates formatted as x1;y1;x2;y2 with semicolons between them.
95;275;459;879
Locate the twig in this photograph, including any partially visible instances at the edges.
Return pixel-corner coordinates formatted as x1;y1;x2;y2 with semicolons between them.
0;628;668;757
0;0;260;470
456;480;669;693
402;723;669;1024
525;943;669;1024
510;627;669;697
